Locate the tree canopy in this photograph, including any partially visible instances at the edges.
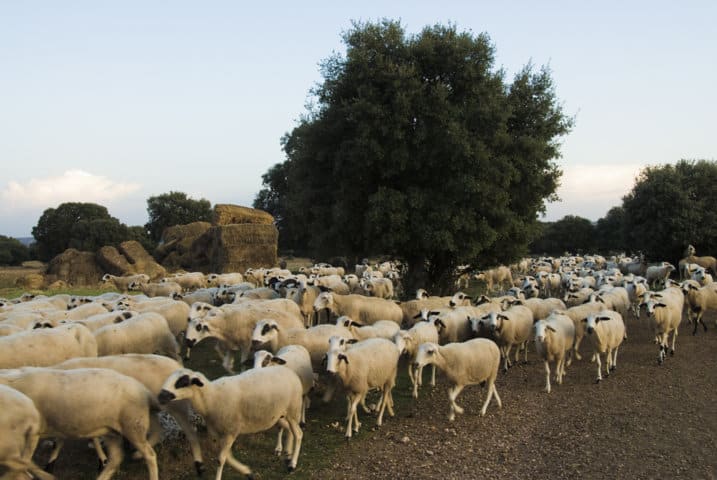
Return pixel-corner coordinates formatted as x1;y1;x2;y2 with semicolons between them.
621;159;717;263
255;20;572;293
145;191;213;242
529;215;596;256
0;235;29;266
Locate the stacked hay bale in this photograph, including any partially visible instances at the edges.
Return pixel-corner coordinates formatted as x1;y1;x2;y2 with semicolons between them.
118;241;166;280
15;272;45;290
46;249;104;286
96;246;136;276
195;205;277;273
155;221;212;270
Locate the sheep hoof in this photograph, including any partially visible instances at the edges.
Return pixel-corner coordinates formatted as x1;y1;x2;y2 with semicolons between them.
97;459;105;471
670;349;675;356
345;435;351;443
246;474;255;480
194;461;205;477
45;461;56;473
287;465;295;473
610;366;616;372
299;421;306;429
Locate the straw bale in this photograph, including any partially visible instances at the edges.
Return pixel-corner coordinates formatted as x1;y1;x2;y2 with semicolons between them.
212;204;274;226
15;273;45;290
199;224;278;273
156;221;212;266
46;249;104;286
118;241;166;280
47;280;69;290
96;246;136;276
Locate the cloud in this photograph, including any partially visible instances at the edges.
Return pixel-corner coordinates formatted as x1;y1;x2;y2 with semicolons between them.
544;163;644;221
1;170;141;211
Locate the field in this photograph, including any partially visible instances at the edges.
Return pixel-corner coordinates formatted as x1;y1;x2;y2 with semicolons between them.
1;273;716;479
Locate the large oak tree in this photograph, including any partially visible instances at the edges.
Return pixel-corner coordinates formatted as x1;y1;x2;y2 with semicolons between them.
255;20;572;293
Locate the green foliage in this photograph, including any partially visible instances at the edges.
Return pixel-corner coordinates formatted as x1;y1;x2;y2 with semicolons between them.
32;203;124;260
145;191;213;242
0;235;29;266
256;20;572;293
622;159;717;263
594;206;628;254
529;215;596;255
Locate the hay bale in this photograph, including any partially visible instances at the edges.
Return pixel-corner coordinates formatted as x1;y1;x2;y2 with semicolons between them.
15;273;45;290
199;224;278;273
46;249;104;286
96;246;136;276
118;241;166;281
156;221;212;267
212;204;274;226
47;280;69;290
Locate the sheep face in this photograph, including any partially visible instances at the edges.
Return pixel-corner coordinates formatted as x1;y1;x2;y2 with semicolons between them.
584;313;611;335
413;342;439;370
189;302;215;321
533;320;556;342
449;292;471;308
313;292;335;313
185;318;213;347
393;331;409;355
251;320;278;349
158;369;206;405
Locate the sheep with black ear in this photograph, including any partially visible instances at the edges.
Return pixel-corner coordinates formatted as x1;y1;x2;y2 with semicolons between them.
0;367;160;480
448;292;473;307
533;312;576;393
393;320;440;398
362;277;394;299
93;312;181;360
129;280;183;298
70;311;136;332
52;353;205;475
335;316;400;341
325;338;400;439
313;292;403;325
0;384;55;480
680;280;717;335
413;338;502;421
250;319;353;370
287;283;323;327
482;304;534;372
584;310;626;383
159;367;304;478
645;262;676;288
640;284;684;364
206;272;244;287
0;323;98;369
102;273;150;293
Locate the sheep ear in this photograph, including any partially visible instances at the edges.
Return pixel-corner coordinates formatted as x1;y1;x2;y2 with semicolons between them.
428;310;440;317
122;311;133;319
597;316;612;322
412;312;422;319
655;302;668;308
581;318;588;323
346;338;358;344
434;319;446;329
546;325;556;332
498;314;509;321
191;377;204;387
271;357;287;365
114;316;125;324
338;353;349;364
271;324;279;331
174;375;191;389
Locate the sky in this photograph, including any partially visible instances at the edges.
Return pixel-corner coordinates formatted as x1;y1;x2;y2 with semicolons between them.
1;1;715;237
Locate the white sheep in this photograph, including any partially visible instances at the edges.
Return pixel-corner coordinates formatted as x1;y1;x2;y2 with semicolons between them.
253;346;314;454
361;277;394;299
325;337;400;438
130;280;183;298
393;320;439;398
0;323;98;369
640;285;684;364
239;287;282;300
52;353;204;476
335;316;400;341
691;266;714;286
0;323;23;337
102;273;150;293
70;310;136;332
250;319;353;369
172;288;220;306
584;310;626;382
645;262;676;288
563;287;595;307
287;283;322;327
313;292;403;325
474;266;513;292
206;272;244;287
93;312;180;360
0;384;54;480
448;291;473;307
117;298;190;337
161;271;206;291
158;366;304;478
184;302;303;372
398;296;453;328
681;280;717;334
562;299;607;360
413;338;502;421
0;367;159;480
533;312;576;393
482;304;534;371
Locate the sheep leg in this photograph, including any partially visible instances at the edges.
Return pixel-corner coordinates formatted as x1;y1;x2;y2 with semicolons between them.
44;439;64;472
573;333;583;360
286;418;303;472
3;457;56;480
595;352;603;383
96;435;123;480
376;388;388;426
479;380;498;416
276;418;293;458
611;346;619;371
502;344;513;372
91;437;109;469
125;431;159;480
544;361;552;393
166;402;204;470
274;426;285;456
447;384;465;421
345;394;361;438
218;435;254;479
411;365;419;399
669;328;678;355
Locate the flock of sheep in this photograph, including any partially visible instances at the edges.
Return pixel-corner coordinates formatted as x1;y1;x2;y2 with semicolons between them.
0;249;716;479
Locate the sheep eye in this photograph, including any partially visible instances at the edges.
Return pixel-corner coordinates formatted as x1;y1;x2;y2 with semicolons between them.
195;324;202;332
202;325;209;331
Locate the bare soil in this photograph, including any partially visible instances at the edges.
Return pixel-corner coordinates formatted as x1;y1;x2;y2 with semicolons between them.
315;312;717;480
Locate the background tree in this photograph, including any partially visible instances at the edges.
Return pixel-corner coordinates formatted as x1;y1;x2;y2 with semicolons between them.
594;206;628;254
621;159;717;263
32;202;119;260
529;215;595;255
0;235;29;266
145;191;213;243
255;20;572;293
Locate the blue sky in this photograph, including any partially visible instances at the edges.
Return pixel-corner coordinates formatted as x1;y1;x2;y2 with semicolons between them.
1;1;715;237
